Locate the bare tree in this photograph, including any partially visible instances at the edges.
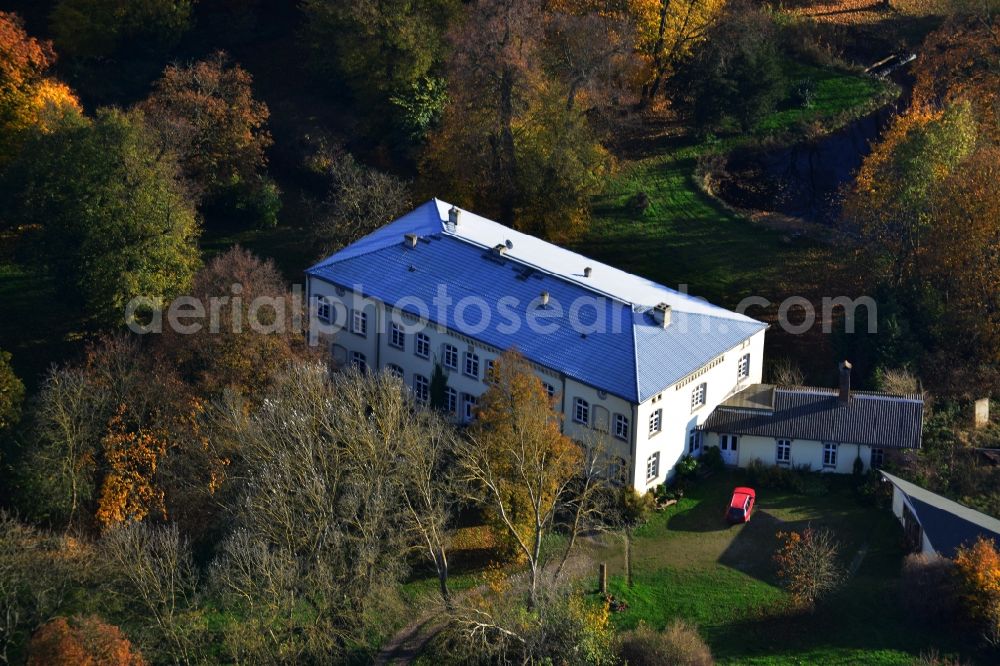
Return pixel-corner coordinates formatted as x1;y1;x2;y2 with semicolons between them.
101;522;203;664
209;528;302;663
552;431;616;581
545;9;638;112
400;410;460;608
309;148;412;255
769;357;805;387
25;367;102;530
210;362;440;659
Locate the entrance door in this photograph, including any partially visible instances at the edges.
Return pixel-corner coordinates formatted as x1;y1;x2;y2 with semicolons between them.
719;434;739;466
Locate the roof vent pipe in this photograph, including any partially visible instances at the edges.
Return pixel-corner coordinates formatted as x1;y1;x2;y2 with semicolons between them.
839;360;852;402
540;291;550;307
584;267;592;277
404;233;419;248
449;206;461;227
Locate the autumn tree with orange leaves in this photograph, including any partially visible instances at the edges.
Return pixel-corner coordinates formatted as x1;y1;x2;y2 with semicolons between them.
422;0;610;239
0;12;80;161
27;616;145;666
842;100;1000;390
913;17;1000;144
140;52;280;227
458;350;584;607
954;536;1000;646
96;406;168;531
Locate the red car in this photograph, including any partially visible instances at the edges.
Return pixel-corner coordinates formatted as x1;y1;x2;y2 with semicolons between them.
726;487;756;524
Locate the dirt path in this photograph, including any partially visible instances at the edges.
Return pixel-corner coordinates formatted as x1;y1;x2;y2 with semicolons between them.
373;614;448;665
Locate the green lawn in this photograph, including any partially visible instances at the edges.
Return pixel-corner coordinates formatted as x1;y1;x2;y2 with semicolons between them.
589;471;974;665
759;60;893;135
575;62;892;310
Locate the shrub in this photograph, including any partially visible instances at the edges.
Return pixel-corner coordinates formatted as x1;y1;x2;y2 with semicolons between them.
618;620;714;666
701;446;724;472
27;616;145;665
900;553;959;625
910;650;972;666
791;78;817;109
676;455;700;479
774;526;844;607
622;486;656;525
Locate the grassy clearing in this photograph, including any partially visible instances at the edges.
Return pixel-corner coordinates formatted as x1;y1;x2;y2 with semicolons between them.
760;60;892;134
587;471;973;665
575;61;890;309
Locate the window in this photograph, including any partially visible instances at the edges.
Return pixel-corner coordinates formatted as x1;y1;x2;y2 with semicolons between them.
445;387;458;414
351;309;367;337
649;408;662;435
464;352;480;378
543;383;556;399
776;439;791;465
390;322;405;349
413;374;429;404
646;452;660;481
689;429;703;454
443;344;459;370
484;359;495;382
823;442;838;468
463;393;479;422
386;364;404;379
691;383;707;412
314;295;331;322
351;351;367;371
573;398;590;425
415;332;430;359
614;414;630;441
871;448;884;469
738;354;750;381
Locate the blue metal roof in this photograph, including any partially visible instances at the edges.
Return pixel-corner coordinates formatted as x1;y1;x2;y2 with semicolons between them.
307;200;767;403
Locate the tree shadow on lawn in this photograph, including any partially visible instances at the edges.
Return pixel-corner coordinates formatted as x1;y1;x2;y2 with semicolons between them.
702;569;972;664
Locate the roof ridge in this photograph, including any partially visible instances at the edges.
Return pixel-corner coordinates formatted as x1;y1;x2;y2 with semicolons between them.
775;386;923;402
444;231;635;307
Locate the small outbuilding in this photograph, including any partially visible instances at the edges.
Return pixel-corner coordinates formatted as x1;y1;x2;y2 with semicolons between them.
880;470;1000;558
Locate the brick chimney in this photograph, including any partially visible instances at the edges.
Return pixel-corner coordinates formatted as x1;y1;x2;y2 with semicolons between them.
839;360;852;402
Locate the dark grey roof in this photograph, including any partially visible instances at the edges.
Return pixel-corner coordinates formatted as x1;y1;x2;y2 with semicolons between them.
881;471;1000;557
702;385;923;449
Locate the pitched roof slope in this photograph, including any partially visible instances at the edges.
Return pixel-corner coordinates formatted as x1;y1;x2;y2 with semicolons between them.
307;199;767;402
701;385;923;449
881;470;1000;557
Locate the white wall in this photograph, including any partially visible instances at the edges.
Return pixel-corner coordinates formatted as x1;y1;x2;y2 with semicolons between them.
633;329;766;490
309;275;767;489
703;432;877;474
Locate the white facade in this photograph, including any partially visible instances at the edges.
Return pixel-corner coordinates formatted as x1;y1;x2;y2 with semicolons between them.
308;275;766;490
633;330;766;488
701;432;883;474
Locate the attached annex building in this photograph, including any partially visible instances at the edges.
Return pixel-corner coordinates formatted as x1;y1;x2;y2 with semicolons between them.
305;200;921;489
700;362;924;473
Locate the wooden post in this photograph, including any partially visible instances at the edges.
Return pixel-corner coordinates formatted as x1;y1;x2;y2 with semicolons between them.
625;526;634;589
599;562;607;594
